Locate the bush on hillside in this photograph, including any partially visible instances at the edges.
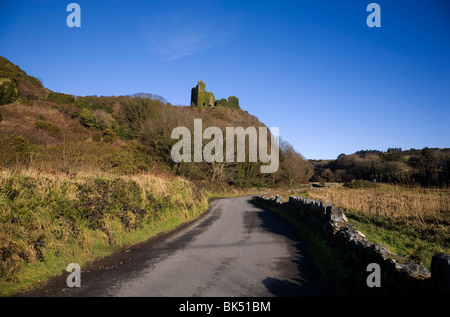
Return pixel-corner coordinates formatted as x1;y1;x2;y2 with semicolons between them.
35;120;61;136
0;135;35;167
0;80;19;105
79;109;101;130
47;92;75;104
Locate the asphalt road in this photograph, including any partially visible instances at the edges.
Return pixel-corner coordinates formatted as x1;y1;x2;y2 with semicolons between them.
24;196;332;297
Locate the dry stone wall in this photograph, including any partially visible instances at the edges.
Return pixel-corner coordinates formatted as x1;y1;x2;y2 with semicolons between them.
255;194;450;295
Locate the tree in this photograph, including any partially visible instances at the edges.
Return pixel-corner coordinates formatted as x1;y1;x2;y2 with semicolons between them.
120;97;158;136
274;141;313;186
420;147;438;186
139;105;194;164
320;168;335;182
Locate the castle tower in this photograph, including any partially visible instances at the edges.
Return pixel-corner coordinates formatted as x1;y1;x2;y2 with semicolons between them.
190;80;215;107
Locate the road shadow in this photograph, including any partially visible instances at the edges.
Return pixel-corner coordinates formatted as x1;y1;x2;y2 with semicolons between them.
248;199;335;297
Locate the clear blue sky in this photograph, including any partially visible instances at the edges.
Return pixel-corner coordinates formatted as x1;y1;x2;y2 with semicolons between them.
1;0;449;159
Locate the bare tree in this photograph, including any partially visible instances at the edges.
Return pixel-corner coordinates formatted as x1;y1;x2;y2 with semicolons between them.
274;141;313;186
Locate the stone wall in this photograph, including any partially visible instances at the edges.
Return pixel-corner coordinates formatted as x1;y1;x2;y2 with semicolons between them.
255;194;450;295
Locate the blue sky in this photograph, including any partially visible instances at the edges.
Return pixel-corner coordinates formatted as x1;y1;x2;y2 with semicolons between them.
1;0;449;159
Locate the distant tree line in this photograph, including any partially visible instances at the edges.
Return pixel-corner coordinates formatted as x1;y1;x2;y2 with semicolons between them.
310;147;450;187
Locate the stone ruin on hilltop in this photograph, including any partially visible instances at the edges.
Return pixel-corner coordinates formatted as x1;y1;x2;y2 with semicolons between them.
190;80;240;109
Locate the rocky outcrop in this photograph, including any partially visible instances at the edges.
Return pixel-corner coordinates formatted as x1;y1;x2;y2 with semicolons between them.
430;253;450;295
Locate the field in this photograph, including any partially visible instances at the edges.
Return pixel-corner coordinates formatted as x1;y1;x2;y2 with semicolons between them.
301;183;450;269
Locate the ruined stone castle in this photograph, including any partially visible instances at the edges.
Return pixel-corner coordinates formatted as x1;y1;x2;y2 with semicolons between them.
190;80;240;109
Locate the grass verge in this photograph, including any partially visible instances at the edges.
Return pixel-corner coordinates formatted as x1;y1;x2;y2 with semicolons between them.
343;210;446;269
0;170;257;296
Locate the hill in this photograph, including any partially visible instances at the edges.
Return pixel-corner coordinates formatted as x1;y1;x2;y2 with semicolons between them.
1;56;311;295
0;57;48;104
2;56;447;187
0;56;311;187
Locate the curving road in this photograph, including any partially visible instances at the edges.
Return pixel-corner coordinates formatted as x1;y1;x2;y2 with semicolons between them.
25;196;332;297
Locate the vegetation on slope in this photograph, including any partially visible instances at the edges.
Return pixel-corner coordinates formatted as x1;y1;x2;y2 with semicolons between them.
0;56;310;295
0;169;259;296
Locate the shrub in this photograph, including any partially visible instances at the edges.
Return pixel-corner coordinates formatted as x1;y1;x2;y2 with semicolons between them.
74;178;145;230
75;96;114;113
27;76;43;88
58;104;80;119
35;121;61;136
79;109;100;130
343;179;379;189
92;132;102;143
0;135;35;167
92;109;114;130
120;97;158;135
47;92;75;104
105;152;139;174
103;144;152;174
114;124;134;140
102;129;116;143
0;79;19;105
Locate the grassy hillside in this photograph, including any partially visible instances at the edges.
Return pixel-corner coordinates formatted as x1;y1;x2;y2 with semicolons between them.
0;56;312;187
1;56;309;295
0;57;48;104
0;169;260;296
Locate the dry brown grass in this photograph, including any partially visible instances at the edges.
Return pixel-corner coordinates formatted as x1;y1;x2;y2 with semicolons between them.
0;167;213;295
0;165;261;296
0;102;90;145
305;184;450;228
288;184;449;267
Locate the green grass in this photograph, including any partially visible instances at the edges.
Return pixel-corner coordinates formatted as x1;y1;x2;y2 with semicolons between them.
344;209;446;269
